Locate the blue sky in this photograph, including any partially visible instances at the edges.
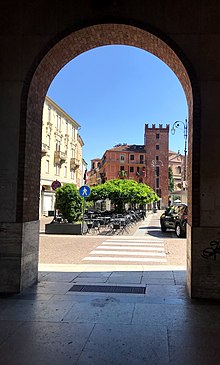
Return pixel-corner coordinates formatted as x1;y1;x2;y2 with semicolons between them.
47;45;188;167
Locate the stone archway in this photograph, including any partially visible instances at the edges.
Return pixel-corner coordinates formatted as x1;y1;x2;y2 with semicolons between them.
17;23;199;295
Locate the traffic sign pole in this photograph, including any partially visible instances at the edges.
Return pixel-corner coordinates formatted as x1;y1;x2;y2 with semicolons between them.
51;180;61;222
79;185;91;235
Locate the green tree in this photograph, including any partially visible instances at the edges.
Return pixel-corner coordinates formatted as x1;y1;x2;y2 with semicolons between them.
88;179;159;213
168;166;174;192
55;183;83;223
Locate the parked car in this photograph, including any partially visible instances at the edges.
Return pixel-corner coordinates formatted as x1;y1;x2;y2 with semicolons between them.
160;204;188;238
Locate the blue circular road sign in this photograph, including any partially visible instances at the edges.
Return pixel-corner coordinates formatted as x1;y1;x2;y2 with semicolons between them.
79;185;91;197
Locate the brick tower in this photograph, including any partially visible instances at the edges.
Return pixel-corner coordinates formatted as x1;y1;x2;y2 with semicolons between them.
145;124;169;208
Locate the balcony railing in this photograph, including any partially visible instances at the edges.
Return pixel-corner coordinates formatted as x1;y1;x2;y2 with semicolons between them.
129;160;146;164
54;151;67;164
70;157;80;170
41;143;49;156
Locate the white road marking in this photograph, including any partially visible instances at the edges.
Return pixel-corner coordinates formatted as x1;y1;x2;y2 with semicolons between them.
106;239;163;242
97;245;165;251
83;257;167;263
90;250;166;257
102;241;164;246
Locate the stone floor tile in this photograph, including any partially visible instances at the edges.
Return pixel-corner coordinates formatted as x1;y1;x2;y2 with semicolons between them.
62;296;135;324
132;303;191;327
146;284;187;298
40;272;79;282
77;271;112;278
14;293;54;301
0;299;75;322
24;281;73;295
142;270;174;279
0;321;94;365
107;271;142;284
168;326;220;365
142;278;175;285
173;270;186;285
71;277;108;284
77;323;169;365
0;321;24;346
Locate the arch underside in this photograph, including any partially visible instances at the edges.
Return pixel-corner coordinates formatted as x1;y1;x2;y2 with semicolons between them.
21;23;195;224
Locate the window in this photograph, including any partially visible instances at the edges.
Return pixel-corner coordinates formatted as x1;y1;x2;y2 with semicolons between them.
130;166;134;173
177;166;181;174
71;170;74;179
56;115;61;130
71;126;74;139
110;152;115;161
92;162;95;169
140;155;144;163
156;145;160;150
48;107;51;122
56;140;60;151
130;154;134;161
120;154;125;162
156;133;160;139
64;166;67;178
55;164;60;176
156;155;159;161
156;166;160;176
45;160;49;174
156;188;161;197
46;135;50;148
66;121;68;134
120;165;124;171
156;177;159;188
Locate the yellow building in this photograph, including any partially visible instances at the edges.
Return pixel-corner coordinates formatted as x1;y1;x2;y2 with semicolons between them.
40;96;84;215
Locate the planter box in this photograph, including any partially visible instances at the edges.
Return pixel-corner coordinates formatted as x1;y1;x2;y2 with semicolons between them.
45;222;88;235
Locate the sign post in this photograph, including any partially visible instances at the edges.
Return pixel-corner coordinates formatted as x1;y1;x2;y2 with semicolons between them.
79;185;91;235
51;180;61;221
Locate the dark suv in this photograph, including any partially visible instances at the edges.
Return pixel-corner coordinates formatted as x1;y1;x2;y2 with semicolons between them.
160;204;188;238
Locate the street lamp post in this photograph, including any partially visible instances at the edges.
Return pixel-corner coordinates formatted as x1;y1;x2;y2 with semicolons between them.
171;119;188;190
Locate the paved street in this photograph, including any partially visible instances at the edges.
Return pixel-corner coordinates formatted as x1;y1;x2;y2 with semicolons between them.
39;210;186;270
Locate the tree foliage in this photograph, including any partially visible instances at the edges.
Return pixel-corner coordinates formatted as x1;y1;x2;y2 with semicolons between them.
88;179;159;213
168;166;174;192
55;183;83;223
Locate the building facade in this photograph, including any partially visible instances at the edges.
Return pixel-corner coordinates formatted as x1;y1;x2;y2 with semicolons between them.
169;150;188;204
88;124;169;208
40;96;84;215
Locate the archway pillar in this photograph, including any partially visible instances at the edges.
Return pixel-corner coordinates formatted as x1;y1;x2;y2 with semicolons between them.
0;221;39;293
187;224;220;299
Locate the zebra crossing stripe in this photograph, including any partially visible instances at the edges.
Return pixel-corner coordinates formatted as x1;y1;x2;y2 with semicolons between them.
98;245;165;251
82;257;167;263
90;250;166;257
101;241;164;246
106;239;163;243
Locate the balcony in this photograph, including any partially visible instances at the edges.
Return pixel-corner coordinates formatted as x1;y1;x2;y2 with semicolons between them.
129;160;146;164
41;143;49;157
70;157;80;170
54;151;67;164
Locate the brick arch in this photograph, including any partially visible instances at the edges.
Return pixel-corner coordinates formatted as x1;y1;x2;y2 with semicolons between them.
18;23;199;225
